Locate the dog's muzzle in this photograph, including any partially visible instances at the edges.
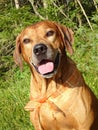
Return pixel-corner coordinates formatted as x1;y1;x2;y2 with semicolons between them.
31;44;61;78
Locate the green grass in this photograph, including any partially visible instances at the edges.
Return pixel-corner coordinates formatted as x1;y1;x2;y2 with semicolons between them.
73;26;98;96
0;66;34;130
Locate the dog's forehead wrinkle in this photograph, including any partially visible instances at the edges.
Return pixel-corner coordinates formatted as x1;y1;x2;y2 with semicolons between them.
33;21;57;32
22;35;30;40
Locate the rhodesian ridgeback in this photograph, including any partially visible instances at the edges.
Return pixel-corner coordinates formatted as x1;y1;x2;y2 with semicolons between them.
14;20;98;130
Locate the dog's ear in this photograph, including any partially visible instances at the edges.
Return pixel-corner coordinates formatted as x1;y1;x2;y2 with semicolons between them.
61;26;74;55
13;35;23;70
55;23;74;55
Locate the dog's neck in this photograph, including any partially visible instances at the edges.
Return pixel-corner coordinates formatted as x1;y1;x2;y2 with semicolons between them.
29;55;80;99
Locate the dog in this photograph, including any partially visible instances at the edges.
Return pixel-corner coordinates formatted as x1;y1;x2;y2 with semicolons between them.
14;20;98;130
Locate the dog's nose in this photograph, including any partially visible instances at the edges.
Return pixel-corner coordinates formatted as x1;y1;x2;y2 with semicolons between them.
33;43;47;56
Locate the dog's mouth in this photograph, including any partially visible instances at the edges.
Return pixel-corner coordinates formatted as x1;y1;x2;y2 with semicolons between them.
31;52;61;78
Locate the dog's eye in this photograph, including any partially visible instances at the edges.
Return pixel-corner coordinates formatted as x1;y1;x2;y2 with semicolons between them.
46;30;54;37
23;38;30;44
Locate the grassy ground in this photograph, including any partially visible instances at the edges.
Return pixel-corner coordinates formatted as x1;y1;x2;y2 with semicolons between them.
0;66;34;130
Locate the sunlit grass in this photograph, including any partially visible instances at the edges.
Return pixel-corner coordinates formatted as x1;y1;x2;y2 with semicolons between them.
0;67;34;130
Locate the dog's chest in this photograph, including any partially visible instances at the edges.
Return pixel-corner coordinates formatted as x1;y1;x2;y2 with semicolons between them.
38;88;84;130
30;87;90;130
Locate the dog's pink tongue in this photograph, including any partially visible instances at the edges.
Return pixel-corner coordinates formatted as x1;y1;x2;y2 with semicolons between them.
38;62;54;75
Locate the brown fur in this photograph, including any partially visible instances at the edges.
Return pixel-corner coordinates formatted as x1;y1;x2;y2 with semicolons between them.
14;20;98;130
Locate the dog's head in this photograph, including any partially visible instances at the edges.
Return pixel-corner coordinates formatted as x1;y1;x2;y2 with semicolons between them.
13;20;74;78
